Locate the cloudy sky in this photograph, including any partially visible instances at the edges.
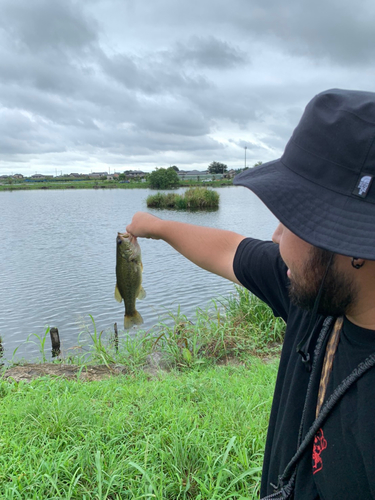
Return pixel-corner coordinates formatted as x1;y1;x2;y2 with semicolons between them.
1;0;375;175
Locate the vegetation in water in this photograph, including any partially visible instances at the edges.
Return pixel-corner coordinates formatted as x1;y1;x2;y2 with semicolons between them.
147;187;220;210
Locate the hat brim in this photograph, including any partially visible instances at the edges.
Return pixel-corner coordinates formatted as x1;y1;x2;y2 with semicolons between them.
234;160;375;260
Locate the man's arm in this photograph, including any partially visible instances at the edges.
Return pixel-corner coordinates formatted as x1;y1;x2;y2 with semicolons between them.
126;212;246;284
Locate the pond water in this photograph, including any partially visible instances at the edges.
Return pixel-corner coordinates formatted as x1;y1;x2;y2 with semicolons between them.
0;186;277;361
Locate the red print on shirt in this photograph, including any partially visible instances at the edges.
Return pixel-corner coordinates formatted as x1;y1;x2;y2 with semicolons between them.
313;428;327;474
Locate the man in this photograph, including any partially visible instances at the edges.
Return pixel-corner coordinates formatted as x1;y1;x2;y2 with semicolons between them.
127;89;375;498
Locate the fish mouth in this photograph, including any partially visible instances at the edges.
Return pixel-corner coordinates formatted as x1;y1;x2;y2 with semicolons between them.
117;232;137;245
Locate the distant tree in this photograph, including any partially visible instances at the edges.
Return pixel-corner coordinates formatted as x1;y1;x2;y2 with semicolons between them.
208;161;228;174
118;173;126;181
171;165;179;171
253;161;263;168
148;167;180;189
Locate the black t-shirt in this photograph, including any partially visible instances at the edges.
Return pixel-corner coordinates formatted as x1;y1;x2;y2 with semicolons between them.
233;238;375;499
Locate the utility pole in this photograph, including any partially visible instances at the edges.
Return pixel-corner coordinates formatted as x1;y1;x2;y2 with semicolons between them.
244;146;247;169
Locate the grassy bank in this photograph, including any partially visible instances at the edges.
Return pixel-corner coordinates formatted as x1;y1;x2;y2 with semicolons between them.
0;179;233;192
0;362;277;499
0;180;147;191
1;289;284;499
147;187;220;210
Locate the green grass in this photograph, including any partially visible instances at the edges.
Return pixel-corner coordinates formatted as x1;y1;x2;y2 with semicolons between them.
0;362;277;499
0;179;233;192
0;180;147;191
223;286;285;355
1;289;283;499
61;289;285;371
147;187;220;210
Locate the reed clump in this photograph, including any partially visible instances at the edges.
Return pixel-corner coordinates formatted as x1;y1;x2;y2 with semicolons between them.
147;187;219;209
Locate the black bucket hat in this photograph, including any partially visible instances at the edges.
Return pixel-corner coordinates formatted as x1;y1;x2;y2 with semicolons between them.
234;88;375;260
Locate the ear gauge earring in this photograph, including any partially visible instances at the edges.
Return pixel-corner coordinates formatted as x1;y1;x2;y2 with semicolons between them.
351;257;365;269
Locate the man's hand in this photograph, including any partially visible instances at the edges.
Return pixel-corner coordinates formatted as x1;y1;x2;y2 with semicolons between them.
126;212;162;239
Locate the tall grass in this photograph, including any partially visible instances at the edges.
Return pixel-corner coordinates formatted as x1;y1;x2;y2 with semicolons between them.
224;286;285;354
58;289;285;372
1;289;283;498
184;187;219;209
9;288;285;371
147;187;219;210
12;327;51;363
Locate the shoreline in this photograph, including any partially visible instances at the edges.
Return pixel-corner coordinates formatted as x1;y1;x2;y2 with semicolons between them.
1;289;284;380
0;290;283;498
0;180;234;192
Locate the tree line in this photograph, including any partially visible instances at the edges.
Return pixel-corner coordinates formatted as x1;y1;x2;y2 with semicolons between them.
146;161;263;189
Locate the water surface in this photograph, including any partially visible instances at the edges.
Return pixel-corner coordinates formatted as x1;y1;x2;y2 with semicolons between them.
0;186;277;361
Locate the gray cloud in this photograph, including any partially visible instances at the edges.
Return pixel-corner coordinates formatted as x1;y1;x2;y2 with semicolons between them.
1;0;375;174
0;109;67;155
1;0;98;55
124;0;375;65
100;51;211;95
173;36;247;69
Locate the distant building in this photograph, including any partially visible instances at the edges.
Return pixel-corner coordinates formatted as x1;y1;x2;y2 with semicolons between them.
89;172;108;179
177;170;222;181
124;170;146;179
224;169;236;179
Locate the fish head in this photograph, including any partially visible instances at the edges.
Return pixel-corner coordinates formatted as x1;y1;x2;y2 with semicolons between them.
116;232;141;262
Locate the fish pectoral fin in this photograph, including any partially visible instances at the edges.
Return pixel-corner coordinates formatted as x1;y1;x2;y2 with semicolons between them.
137;286;146;300
114;284;123;303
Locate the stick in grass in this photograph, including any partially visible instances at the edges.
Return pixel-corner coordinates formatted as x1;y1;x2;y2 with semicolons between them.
50;327;61;357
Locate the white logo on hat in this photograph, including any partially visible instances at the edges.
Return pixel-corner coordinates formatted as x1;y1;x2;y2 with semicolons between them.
358;175;372;196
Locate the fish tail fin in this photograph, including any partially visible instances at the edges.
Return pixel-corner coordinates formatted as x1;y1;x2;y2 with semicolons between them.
124;310;143;329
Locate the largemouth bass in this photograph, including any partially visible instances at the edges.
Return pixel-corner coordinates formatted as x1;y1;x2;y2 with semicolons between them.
115;232;146;328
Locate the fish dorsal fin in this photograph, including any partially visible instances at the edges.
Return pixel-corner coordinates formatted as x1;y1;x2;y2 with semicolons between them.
137;286;146;300
114;284;123;303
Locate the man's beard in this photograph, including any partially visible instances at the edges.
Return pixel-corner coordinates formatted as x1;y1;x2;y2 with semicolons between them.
288;247;358;317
